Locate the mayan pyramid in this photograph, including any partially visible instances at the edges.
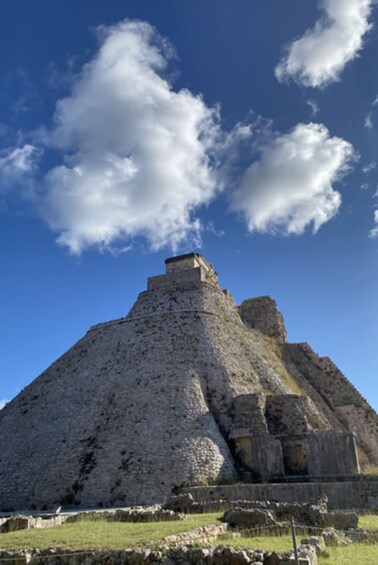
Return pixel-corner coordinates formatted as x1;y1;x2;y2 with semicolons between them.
0;253;377;511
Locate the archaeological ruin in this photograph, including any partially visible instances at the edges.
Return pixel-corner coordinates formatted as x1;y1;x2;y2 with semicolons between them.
0;253;377;511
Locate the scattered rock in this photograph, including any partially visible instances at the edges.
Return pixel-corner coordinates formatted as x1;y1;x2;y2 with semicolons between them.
263;552;280;565
0;516;30;533
300;536;329;558
164;493;198;513
222;508;278;529
322;527;352;547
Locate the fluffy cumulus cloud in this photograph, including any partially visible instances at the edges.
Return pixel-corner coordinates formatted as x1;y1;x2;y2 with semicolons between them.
0;144;39;191
275;0;376;88
0;19;357;252
0;399;8;410
370;210;378;238
231;123;354;235
41;20;222;254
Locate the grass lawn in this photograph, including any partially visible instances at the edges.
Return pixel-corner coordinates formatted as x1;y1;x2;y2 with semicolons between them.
318;544;378;565
0;513;221;551
359;514;378;530
221;535;294;552
1;512;377;564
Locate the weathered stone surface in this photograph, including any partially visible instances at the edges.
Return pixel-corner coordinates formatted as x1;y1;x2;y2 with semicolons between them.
322;527;352;546
1;254;303;511
0;544;324;565
282;343;378;466
300;536;328;558
222;508;278;528
239;296;287;342
164;493;196;513
162;523;228;545
0;516;30;533
0;252;376;512
181;482;378;512
263;553;280;565
233;434;285;480
66;507;186;523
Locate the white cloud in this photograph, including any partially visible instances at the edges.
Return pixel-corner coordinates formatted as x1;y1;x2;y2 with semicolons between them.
231;123;354;234
275;0;375;88
363;161;376;174
369;210;378;237
0;144;39;192
0;399;8;410
365;113;373;129
40;20;223;254
306;99;320;116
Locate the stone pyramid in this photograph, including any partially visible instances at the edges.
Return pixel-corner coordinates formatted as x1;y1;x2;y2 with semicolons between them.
0;253;377;511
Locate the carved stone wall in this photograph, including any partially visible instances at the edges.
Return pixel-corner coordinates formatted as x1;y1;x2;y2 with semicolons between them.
231;393;360;479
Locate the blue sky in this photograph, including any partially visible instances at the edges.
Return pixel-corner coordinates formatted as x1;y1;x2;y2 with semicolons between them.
0;0;377;411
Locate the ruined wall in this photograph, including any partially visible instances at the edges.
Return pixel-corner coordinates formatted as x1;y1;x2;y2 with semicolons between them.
282;343;378;466
182;477;378;510
265;395;329;435
306;431;360;476
231;393;268;435
239;296;287;342
231;393;359;479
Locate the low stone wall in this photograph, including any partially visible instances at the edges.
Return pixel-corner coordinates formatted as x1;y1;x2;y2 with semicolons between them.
67;508;185;523
0;515;67;533
0;544;317;565
0;508;185;534
163;523;228;545
181;478;378;510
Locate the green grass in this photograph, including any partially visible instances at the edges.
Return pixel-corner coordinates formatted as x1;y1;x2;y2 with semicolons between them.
258;334;304;395
0;513;221;551
223;536;378;565
362;465;378;476
221;534;293;552
359;514;378;530
318;544;378;565
1;511;378;564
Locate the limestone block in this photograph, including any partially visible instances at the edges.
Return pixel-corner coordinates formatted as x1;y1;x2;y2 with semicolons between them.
163;493;196;513
232;393;269;434
306;431;360;476
0;516;30;533
281;436;309;475
234;434;285;479
222;508;278;528
265;395;327;436
239;296;287;342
